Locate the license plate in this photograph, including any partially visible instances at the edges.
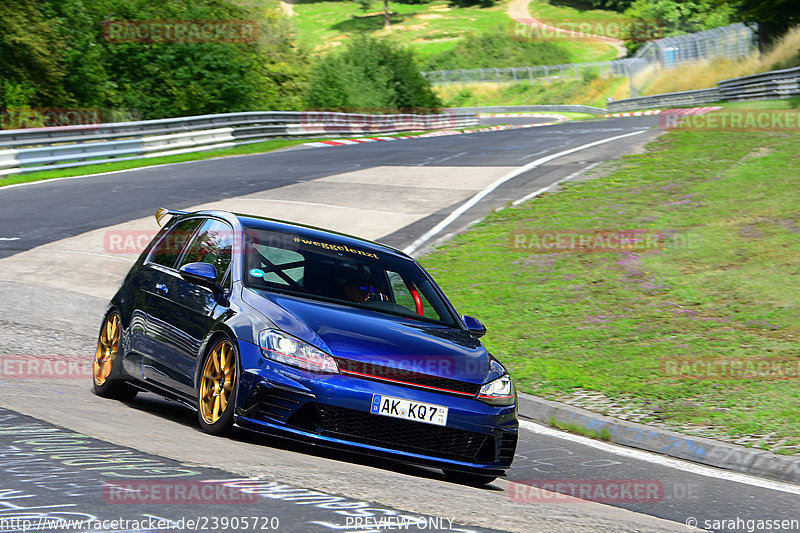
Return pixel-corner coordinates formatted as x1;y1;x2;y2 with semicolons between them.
370;394;448;426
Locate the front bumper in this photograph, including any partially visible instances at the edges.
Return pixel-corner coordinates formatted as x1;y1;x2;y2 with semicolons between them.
234;340;518;475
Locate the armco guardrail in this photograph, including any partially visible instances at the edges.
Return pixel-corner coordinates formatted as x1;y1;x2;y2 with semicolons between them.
606;88;722;112
447;104;607;115
718;66;800;101
608;65;800;112
0;111;477;177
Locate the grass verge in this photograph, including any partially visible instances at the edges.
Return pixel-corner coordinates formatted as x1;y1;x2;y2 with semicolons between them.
436;76;626;109
527;0;634;39
420;104;800;450
551;417;613;441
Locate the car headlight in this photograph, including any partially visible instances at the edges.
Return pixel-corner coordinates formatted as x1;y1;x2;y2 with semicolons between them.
258;330;339;374
477;374;515;406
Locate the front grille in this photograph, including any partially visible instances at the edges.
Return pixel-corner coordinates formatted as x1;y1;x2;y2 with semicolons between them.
316;404;491;463
335;358;481;396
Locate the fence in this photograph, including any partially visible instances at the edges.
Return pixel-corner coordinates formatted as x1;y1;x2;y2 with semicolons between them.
422;58;649;86
633;23;755;71
422;23;757;97
0;111;477;177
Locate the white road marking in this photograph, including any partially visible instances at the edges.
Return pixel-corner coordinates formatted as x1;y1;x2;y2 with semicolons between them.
520;420;800;496
510;162;600;207
0;237;20;241
402;129;648;255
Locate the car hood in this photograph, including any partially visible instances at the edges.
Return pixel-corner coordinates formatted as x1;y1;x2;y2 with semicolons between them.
242;288;489;384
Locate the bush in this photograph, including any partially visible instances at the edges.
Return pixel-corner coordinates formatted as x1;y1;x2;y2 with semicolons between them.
420;29;573;71
305;36;441;112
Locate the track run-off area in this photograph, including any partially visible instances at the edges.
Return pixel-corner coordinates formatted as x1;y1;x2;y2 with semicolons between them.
0;116;798;533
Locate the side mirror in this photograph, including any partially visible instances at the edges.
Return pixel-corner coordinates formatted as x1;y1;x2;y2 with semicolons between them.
462;315;486;338
179;262;219;290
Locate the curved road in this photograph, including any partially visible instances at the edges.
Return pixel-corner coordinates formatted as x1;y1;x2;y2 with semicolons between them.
0;117;797;532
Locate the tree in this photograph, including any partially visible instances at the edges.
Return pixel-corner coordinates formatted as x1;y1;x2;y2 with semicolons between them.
718;0;800;46
305;36;440;112
1;0;309;118
625;0;736;37
0;0;67;107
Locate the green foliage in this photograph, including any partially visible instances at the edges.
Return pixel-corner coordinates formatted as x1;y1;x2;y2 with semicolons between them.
0;0;308;118
0;0;67;107
624;0;736;37
305;36;440;112
587;0;634;11
420;29;573;71
718;0;800;46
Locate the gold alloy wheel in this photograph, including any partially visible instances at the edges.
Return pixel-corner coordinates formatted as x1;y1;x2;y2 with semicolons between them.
199;340;236;424
94;313;120;386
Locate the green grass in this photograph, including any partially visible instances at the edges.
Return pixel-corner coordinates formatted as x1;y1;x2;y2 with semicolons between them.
284;0;617;65
527;0;635;39
420;105;800;447
711;98;800;110
551;417;613;440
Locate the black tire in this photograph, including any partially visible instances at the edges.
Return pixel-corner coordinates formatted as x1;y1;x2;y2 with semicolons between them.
197;337;238;436
92;311;138;401
442;469;498;486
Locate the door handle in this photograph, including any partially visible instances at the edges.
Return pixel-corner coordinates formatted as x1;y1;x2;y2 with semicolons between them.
155;283;168;294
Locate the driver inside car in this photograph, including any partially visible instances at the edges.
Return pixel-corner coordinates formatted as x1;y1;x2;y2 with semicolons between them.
342;271;373;303
341;270;390;303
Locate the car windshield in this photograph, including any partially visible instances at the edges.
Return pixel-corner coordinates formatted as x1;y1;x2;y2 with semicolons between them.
242;227;457;327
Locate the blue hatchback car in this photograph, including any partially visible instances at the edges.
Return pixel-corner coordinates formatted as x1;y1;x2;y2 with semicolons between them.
93;209;518;484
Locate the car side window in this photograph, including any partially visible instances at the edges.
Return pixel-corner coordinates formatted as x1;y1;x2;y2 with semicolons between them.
147;218;203;269
179;219;234;285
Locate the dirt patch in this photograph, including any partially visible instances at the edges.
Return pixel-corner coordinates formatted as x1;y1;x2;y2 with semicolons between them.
417;14;443;20
741;146;774;161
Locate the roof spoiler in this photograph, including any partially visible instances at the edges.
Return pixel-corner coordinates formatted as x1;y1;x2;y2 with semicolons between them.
155;207;188;226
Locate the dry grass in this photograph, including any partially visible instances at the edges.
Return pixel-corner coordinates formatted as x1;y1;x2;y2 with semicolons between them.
760;26;800;70
643;56;760;95
434;76;626;108
642;26;800;96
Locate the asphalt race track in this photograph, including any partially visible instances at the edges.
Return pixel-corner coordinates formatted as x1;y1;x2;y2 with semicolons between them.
1;116;798;533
